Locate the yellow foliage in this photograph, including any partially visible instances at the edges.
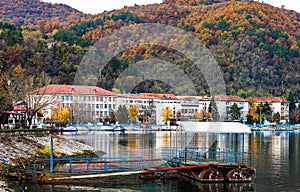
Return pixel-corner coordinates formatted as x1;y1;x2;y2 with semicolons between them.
52;107;70;123
160;106;173;124
112;88;121;94
37;145;64;158
128;105;138;123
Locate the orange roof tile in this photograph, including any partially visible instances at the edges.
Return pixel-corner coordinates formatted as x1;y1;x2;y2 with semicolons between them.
214;95;248;102
141;93;179;100
247;97;288;103
36;84;116;96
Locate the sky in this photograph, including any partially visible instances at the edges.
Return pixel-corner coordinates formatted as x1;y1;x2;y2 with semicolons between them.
42;0;300;14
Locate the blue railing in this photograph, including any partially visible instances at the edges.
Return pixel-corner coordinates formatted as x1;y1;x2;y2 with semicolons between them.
162;147;254;167
34;156;147;174
0;158;8;174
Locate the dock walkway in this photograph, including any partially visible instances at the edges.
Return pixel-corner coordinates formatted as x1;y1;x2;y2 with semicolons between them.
30;147;255;183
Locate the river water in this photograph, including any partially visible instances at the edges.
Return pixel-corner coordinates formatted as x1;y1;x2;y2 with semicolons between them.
27;129;300;192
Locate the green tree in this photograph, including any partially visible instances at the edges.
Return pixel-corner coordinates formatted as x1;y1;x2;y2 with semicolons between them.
208;97;220;121
295;106;300;124
261;102;272;122
116;105;129;123
229;103;241;120
287;91;297;124
273;112;281;124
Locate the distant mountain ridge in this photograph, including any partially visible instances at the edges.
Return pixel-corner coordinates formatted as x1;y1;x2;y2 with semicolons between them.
0;0;299;98
0;0;85;27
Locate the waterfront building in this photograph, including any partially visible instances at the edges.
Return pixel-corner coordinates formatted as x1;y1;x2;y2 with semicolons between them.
177;96;210;120
23;84;291;125
247;97;289;123
214;95;249;120
116;93;180;124
37;84;116;124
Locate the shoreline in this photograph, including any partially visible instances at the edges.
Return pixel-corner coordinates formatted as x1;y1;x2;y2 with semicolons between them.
0;133;101;191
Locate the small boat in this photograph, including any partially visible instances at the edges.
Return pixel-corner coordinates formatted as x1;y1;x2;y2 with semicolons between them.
62;127;78;132
113;125;126;132
98;125;126;132
98;125;115;131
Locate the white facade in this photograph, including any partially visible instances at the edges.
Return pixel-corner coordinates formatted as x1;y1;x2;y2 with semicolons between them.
38;85;116;123
214;96;249;121
249;97;289;122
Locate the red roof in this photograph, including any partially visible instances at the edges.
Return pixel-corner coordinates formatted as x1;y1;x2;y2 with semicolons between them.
248;97;288;103
214;95;248;102
36;85;116;96
127;95;157;99
13;106;26;111
141;93;179;100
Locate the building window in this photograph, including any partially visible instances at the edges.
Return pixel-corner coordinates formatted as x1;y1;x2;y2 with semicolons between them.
100;97;103;101
61;96;64;101
96;104;99;108
66;96;69;101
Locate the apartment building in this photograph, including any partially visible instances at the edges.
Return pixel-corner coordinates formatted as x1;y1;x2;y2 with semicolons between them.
31;85;291;125
214;95;249;120
248;97;289;123
37;84;116;123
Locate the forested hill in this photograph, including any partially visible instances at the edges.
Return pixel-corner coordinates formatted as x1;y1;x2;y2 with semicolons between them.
0;0;85;27
0;0;300;98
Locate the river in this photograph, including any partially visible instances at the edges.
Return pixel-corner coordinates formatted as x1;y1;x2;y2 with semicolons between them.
25;129;300;191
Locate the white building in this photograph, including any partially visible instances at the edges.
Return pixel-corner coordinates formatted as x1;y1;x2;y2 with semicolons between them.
116;93;181;124
214;95;249;120
38;84;116;123
248;97;289;123
177;96;211;120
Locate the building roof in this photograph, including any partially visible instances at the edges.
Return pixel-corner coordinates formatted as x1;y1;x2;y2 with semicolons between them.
247;97;288;103
141;93;179;100
120;93;179;100
214;95;248;102
126;95;157;99
37;84;116;96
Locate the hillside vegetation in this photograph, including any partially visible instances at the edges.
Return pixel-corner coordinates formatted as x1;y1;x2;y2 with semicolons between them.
0;0;299;98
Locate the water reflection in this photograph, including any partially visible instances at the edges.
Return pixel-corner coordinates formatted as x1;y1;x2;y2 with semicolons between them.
29;130;300;191
68;132;251;159
29;177;255;192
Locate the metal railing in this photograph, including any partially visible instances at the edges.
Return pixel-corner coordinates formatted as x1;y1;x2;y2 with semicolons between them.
34;156;149;174
162;147;254;167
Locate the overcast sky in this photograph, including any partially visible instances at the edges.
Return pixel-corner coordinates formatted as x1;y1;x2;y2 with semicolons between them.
42;0;300;14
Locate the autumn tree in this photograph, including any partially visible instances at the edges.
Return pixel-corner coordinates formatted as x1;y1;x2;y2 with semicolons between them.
52;107;70;123
106;110;117;124
0;73;13;128
128;105;138;123
193;108;210;122
9;68;56;128
160;106;173;124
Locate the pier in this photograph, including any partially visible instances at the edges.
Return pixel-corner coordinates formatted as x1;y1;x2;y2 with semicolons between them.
29;147;255;183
